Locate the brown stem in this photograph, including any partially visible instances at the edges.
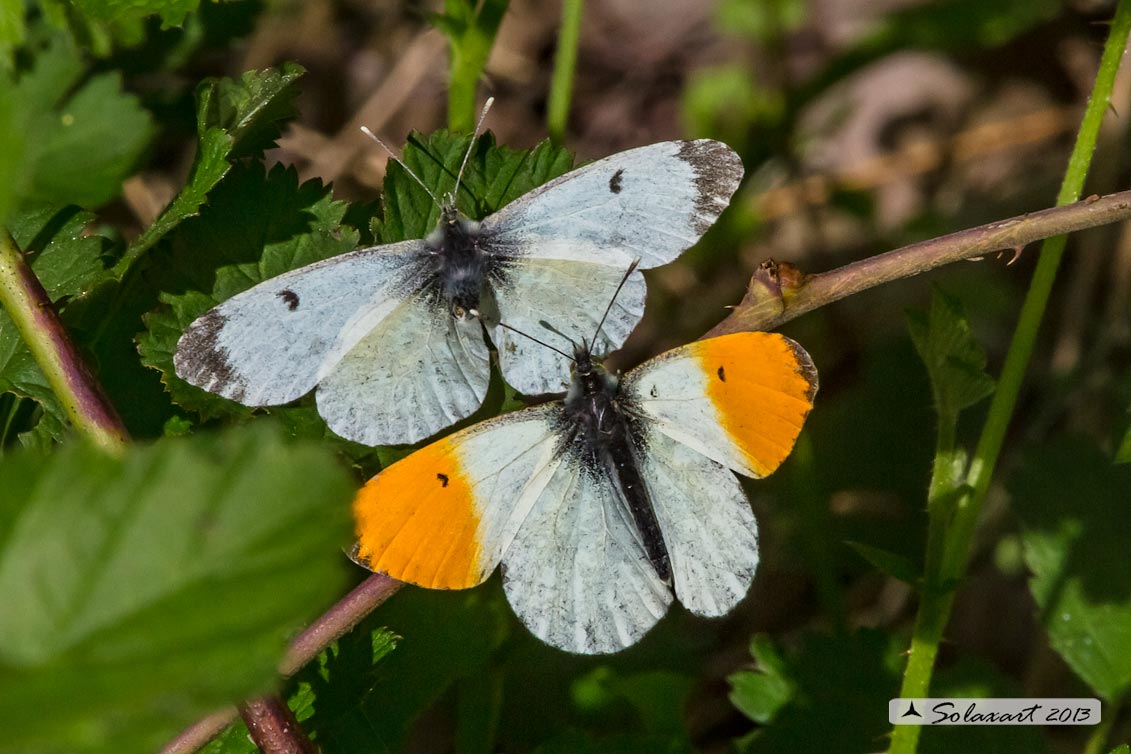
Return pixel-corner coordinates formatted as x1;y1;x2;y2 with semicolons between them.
159;574;402;754
0;229;128;452
239;697;319;754
708;190;1131;337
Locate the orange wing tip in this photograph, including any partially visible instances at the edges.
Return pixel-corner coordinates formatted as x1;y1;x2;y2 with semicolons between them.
697;331;818;477
351;440;487;590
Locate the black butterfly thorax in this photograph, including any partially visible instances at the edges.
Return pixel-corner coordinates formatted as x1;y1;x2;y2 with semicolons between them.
558;351;673;583
424;206;502;319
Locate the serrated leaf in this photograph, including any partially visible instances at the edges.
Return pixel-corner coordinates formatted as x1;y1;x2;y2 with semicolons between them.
1012;437;1131;701
0;423;354;754
847;540;922;584
118;64;305;275
138;162;359;420
11;40;154;209
907;288;995;423
728;634;795;724
380;130;573;242
208;62;305;159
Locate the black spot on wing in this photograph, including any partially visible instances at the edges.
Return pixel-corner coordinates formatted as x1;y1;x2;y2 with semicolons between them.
676;140;744;235
173;308;249;403
609;169;624;194
717;365;726;382
437;472;449;487
277;289;300;310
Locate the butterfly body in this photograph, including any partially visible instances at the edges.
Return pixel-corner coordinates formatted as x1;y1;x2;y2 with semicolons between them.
353;331;818;654
174;138;744;445
556;346;673;583
424;206;493;319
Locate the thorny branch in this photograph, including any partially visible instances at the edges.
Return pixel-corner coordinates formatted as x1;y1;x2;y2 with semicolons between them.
707;189;1131;337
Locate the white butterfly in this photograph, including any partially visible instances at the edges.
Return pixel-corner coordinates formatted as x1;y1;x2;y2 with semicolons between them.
173;111;743;446
351;326;818;654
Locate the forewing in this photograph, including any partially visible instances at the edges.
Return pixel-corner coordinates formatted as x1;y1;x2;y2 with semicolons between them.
173;240;425;406
480;140;743;270
316;289;491;446
502;459;673;654
352;405;561;588
490;251;645;395
639;429;759;617
624;332;817;479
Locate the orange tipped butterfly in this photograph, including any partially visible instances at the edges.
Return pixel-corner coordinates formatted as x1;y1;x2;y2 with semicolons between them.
351;268;818;654
173;101;744;446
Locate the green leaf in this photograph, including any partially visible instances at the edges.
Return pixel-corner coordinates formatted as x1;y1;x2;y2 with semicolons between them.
846;541;922;584
117;63;305;275
1109;746;1130;754
69;0;202;29
0;74;23;222
138;162;360;421
11;39;154;209
729;630;902;754
206;62;305;159
380;130;573;242
1012;437;1131;701
0;423;354;754
0;2;23;71
907;287;995;424
728;635;795;725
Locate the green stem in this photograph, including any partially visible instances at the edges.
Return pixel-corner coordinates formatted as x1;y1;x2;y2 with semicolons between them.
0;229;128;453
547;0;583;144
889;4;1131;752
445;0;509;132
889;418;960;754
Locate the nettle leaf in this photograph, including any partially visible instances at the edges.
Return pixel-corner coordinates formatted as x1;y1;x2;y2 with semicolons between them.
138;162;359;420
0;423;354;754
0;205;116;440
121;63;306;272
907;288;995;423
11;38;154;209
1011;437;1131;701
728;630;902;754
380;130;574;242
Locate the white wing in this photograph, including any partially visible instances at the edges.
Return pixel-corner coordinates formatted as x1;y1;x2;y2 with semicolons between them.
316;288;490;446
488;249;645;395
353;405;562;589
502;458;673;655
480;140;743;270
623;332;817;479
638;429;759;617
174;240;425;406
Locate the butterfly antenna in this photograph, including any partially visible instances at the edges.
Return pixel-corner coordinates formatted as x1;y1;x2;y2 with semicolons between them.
590;258;642;346
359;126;442;209
476;311;574;361
449;97;495;205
